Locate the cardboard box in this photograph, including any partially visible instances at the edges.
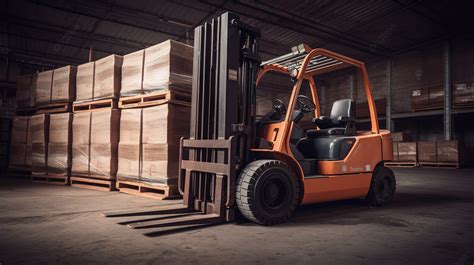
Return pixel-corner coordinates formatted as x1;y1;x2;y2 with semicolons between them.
47;143;70;175
30;74;37;107
453;82;474;106
117;143;141;181
90;143;117;179
142;103;190;144
76;62;95;101
16;75;33;109
392;132;413;142
411;87;429;110
36;70;54;104
117;108;141;180
30;114;50;174
392;142;399;161
397;142;417;162
9;143;26;168
11;116;29;144
437;140;459;163
49;113;73;144
418;141;437;162
428;86;444;109
48;113;72;175
72;144;89;176
121;50;144;96
52;65;77;102
94;55;123;99
141;143;179;186
143;40;193;93
89;109;120;179
72;112;91;145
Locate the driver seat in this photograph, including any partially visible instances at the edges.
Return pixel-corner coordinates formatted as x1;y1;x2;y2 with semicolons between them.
307;99;356;137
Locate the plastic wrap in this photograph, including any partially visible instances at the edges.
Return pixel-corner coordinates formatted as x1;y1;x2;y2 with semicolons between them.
36;70;54;104
76;62;95;101
11;116;29;144
30;114;50;174
94;55;123;99
47;143;70;175
117;108;142;180
140;103;189;185
52;65;77;102
88;109;120;179
72;144;89;176
142;103;190;144
142;40;193;93
141;143;178;186
121;50;144;97
48;113;72;175
89;143;117;179
9;143;27;168
72;112;91;176
16;75;33;108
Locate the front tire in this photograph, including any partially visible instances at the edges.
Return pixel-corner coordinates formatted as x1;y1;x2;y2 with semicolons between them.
236;160;300;225
366;165;396;206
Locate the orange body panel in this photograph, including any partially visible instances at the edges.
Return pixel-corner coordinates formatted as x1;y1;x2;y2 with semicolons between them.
301;173;372;204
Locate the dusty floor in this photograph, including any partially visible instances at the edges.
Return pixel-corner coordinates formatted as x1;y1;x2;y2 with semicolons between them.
0;168;472;265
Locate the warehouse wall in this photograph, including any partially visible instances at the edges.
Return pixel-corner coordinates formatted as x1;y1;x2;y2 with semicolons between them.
317;37;474;141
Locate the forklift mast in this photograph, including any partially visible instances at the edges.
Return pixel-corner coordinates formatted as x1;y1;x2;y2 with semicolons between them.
178;12;261;221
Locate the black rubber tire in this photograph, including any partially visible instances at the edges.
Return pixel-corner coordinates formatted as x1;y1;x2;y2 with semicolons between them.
366;165;397;206
236;160;300;225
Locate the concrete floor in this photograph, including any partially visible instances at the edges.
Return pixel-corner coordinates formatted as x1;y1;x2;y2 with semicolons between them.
0;168;472;265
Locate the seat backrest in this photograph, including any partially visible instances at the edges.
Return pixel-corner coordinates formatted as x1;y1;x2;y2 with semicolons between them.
330;99;355;120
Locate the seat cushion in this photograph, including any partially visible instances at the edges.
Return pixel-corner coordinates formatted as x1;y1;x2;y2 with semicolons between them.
306;128;345;138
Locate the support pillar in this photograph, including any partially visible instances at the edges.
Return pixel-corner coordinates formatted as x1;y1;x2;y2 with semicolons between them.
443;41;452;140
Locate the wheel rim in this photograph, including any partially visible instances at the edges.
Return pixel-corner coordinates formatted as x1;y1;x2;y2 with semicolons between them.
260;174;288;212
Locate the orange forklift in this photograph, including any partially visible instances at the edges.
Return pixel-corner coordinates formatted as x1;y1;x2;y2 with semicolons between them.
105;12;395;233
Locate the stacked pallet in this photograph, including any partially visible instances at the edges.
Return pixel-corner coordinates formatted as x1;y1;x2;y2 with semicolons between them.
8;116;31;177
73;55;122;111
386;132;418;167
36;66;76;113
71;55;122;191
116;39;193;199
30;114;50;178
411;85;444;111
453;82;474;108
418;140;462;168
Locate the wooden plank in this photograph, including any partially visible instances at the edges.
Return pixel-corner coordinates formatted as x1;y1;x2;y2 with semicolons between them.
419;162;459;169
70;176;116;191
116;179;179;200
73;98;117;113
36;102;71;114
31;174;69;185
118;90;191;109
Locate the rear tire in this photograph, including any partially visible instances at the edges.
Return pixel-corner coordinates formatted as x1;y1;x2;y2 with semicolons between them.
236;160;300;225
366;165;396;206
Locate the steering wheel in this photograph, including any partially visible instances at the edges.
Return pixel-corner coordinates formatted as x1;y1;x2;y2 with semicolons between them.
296;95;316;113
273;98;287;114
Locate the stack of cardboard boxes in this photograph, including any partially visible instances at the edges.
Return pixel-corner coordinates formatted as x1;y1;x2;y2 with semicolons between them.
117;40;192;197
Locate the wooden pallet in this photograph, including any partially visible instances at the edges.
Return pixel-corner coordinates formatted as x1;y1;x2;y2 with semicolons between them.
73;98;118;112
31;174;69;185
116;179;179;200
16;107;37;116
453;103;474;109
119;90;191;109
384;161;418;168
36;102;72;114
70;176;116;191
419;162;459;169
7;167;31;179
